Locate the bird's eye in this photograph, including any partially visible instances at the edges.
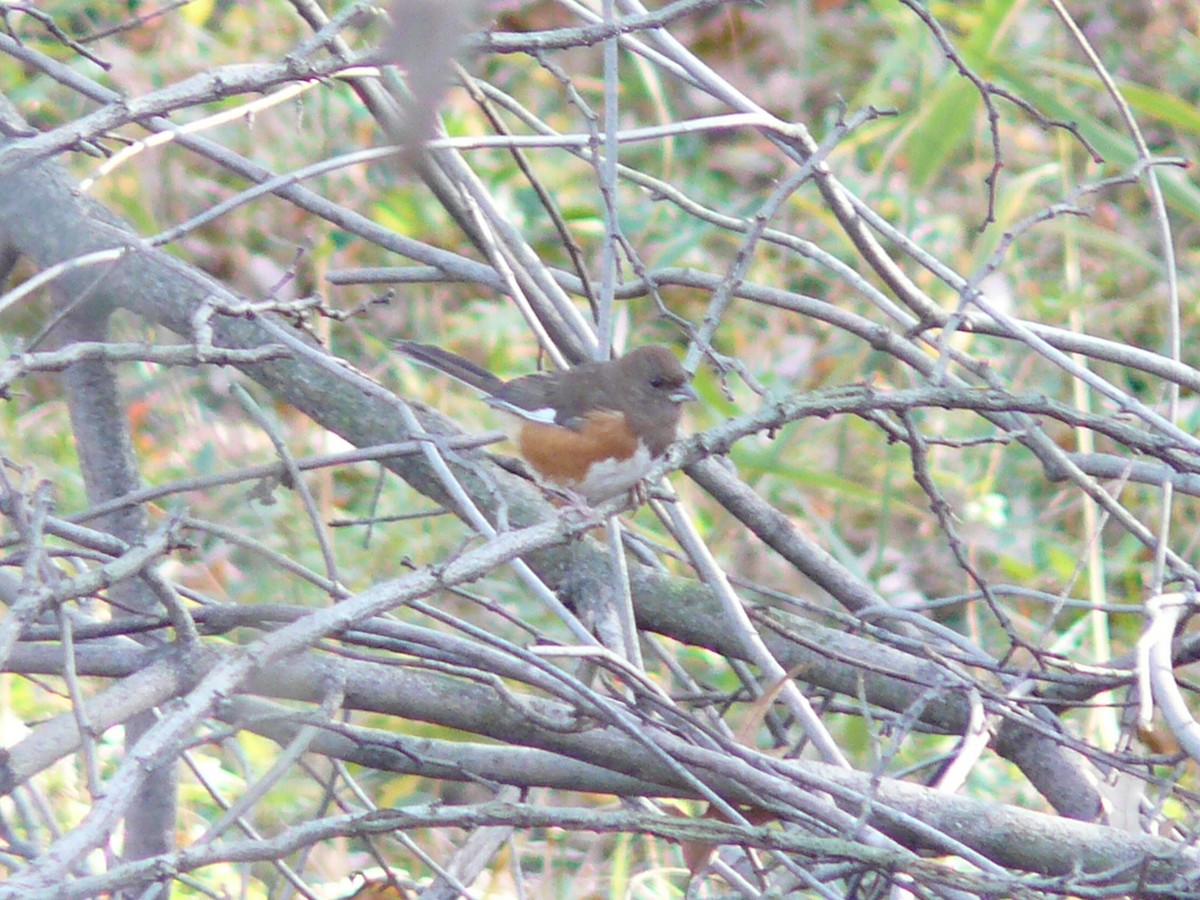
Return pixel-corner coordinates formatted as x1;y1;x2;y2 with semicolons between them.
650;376;665;388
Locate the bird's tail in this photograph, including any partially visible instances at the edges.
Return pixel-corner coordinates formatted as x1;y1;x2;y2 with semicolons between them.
394;341;504;394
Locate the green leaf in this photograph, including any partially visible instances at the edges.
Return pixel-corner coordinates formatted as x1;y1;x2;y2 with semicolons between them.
905;76;981;189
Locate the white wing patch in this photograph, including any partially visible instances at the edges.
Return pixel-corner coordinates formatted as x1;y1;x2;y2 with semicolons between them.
485;397;559;425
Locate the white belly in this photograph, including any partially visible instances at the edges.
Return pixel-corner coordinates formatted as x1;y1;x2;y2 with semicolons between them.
574;442;654;503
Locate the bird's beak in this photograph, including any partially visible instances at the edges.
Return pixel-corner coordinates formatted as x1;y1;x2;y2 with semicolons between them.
672;384;699;403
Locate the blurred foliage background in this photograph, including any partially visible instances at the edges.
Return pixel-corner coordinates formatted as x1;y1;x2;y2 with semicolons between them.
3;0;1200;897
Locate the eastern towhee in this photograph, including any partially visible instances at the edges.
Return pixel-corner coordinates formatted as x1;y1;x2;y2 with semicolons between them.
395;341;698;503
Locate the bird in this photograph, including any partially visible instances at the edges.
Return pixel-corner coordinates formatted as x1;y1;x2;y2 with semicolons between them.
395;340;698;504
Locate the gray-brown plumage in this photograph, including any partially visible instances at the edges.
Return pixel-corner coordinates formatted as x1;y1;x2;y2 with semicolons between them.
395;341;696;501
